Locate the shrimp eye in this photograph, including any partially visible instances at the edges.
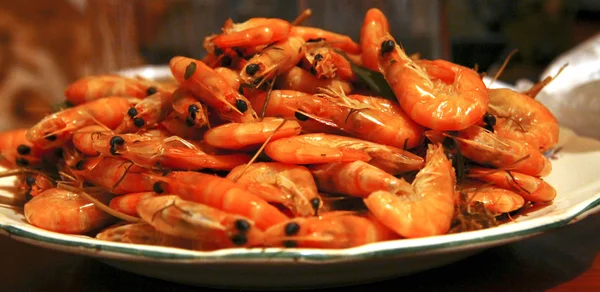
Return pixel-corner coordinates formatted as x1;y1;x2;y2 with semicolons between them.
127;107;138;118
25;176;36;187
483;113;496;127
235;99;248;113
75;160;86;170
15;157;29;167
314;54;323;61
220;55;232;67
109;136;125;147
16;144;31;155
310;198;321;215
484;125;495;133
24;191;33;202
146;87;157;96
188;104;199;115
245;63;260;76
294;111;309;121
442;137;456;150
153;182;166;194
284;222;300;236
283;240;297;248
133;117;145;128
231;234;248;246
381;40;395;54
234;219;251;233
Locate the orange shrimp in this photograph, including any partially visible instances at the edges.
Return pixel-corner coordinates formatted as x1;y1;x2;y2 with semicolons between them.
26;96;139;149
290;26;360;54
226;162;322;217
487;88;559;152
72;157;157;195
310;160;411;198
137;195;264;248
154;171;289;230
262;212;398;248
159;116;206;140
210;18;291;49
96;222;207;250
24;188;114;234
87;132;251;171
275;66;353;94
170;88;210;129
0;129;45;169
239;37;306;87
311;86;424;149
109;191;160;217
64;75;165;105
264;133;424;174
467;167;556;203
203;117;301;150
72;125;167;156
170;56;258;123
302;45;356;81
378;35;488;131
428;126;552;177
364;143;456;238
24;173;56;197
360;8;389;71
115;92;174;133
214;67;241;91
459;180;525;214
245;89;346;135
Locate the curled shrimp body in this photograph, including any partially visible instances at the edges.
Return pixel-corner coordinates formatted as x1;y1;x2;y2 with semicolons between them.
488;88;559;152
310;160;410;198
226;162;322;217
137;195;264;248
156;171;290;230
210;18;291;49
170;56;258;123
460;180;525;214
290;26;361;54
64;75;163;105
262;212;398;248
73;157;157;195
26;97;139;149
275;66;353;95
203;117;301;150
378;36;488;131
109;192;159;217
24;188;114;234
265;133;424;174
360;8;390;71
239;37;306;87
116;92;174;133
364;143;456;238
429;126;552;177
467;167;556;203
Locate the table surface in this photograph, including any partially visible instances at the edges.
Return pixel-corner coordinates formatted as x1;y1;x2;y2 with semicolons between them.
1;212;598;292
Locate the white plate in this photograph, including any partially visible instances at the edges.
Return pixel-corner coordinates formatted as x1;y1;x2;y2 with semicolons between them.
1;68;599;289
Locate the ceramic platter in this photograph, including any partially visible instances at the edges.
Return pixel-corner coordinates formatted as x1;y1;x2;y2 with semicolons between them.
0;66;599;289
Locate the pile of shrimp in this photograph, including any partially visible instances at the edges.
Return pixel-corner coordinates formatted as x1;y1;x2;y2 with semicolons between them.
1;8;560;250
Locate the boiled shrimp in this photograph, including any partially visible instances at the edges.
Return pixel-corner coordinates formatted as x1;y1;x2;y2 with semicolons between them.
109;191;160;217
214;67;242;91
226;162;322;217
364;143;456;238
290;26;360;54
170;56;258;123
262;212;398;249
96;222;205;250
153;171;289;230
64;75;165;105
360;8;389;71
0;129;45;169
302;45;356;81
210;18;291;50
24;188;114;234
137;195;264;248
378;36;488;131
275;66;353;94
459;180;525;214
115;92;174;133
467;167;556;203
203;117;301;150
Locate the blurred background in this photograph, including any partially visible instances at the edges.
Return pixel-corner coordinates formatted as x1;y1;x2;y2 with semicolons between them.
0;0;599;131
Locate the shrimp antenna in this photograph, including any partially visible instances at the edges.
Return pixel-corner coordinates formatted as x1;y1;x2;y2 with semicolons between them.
260;76;277;121
489;49;518;87
292;8;312;26
57;183;141;223
523;63;568;99
230;119;288;182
